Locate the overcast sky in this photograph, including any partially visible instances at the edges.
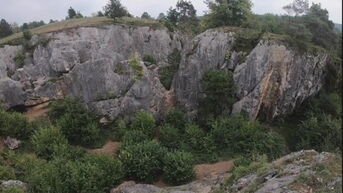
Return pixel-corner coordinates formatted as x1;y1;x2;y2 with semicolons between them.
0;0;341;25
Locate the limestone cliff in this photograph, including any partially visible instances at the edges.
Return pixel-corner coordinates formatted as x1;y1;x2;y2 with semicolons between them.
0;24;328;120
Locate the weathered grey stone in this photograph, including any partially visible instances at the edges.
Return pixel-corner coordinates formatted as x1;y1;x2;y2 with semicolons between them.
0;25;328;121
232;40;327;120
1;180;27;190
3;136;21;150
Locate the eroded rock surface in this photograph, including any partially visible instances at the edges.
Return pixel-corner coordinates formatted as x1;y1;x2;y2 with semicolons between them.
0;25;328;120
223;150;342;193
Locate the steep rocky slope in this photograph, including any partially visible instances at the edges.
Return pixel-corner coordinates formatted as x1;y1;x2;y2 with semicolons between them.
0;24;328;120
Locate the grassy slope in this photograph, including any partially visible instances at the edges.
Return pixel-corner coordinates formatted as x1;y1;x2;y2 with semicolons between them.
0;17;162;45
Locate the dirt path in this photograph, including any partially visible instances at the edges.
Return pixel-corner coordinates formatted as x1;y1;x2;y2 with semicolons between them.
86;141;121;156
23;102;50;121
194;160;234;180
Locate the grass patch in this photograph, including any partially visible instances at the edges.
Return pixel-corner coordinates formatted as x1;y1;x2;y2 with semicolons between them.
129;53;144;80
0;17;164;46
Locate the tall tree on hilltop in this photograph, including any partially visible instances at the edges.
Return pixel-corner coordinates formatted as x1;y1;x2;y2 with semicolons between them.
103;0;129;21
203;0;252;28
141;12;152;19
0;19;13;38
68;7;77;19
283;0;310;16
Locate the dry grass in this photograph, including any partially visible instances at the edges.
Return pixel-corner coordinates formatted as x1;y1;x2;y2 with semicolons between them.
0;17;162;45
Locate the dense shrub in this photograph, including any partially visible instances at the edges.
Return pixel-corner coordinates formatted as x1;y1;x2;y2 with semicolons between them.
182;124;217;162
296;115;342;152
159;49;181;90
27;155;123;193
0;108;32;139
130;111;156;138
159;124;182;149
0;165;16;180
0;186;25;193
129;53;143;79
118;140;166;182
163;151;195;185
31;126;69;159
81;154;124;189
121;130;150;146
48;98;101;146
165;108;187;130
14;51;25;68
143;54;157;65
210;115;287;159
199;70;235;119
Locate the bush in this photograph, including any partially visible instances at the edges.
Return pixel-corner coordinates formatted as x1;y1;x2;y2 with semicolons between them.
22;30;32;40
0;186;25;193
129;53;143;79
296;115;342;152
48;98;101;146
14;51;25;68
182;124;217;162
130;111;156;138
199;70;236;118
159;49;181;90
160;124;182;149
81;154;124;189
0;165;16;180
27;155;124;193
143;54;157;65
210;115;287;159
163;151;195;185
31;126;69;159
121;130;150;146
0;108;32;139
165;108;187;130
118;140;167;182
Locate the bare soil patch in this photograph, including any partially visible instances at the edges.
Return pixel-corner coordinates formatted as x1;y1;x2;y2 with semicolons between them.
194;160;234;179
86;141;120;156
23;102;50;121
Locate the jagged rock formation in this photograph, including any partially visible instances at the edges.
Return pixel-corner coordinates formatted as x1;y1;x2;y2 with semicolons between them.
0;24;327;120
109;150;342;193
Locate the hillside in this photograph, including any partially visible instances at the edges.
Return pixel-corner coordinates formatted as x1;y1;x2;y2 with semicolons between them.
0;0;341;193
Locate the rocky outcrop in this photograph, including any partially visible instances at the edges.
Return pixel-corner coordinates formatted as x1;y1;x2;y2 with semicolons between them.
0;25;182;119
109;150;342;193
174;31;327;120
223;150;342;193
0;25;328;120
232;41;327;120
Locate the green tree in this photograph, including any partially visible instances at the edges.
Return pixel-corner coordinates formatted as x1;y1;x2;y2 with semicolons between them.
0;19;13;38
118;141;167;182
203;0;252;28
141;12;152;19
130;111;156;138
283;0;309;16
48;98;101;147
163;151;195;185
67;7;77;19
199;70;236;118
104;0;129;21
31;127;69;159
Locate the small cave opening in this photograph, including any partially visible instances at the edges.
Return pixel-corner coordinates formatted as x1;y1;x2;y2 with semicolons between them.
9;104;28;113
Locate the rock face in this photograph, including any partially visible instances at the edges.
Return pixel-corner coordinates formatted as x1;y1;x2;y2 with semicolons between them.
223;150;342;193
0;25;182;119
232;41;327;120
0;25;328;120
